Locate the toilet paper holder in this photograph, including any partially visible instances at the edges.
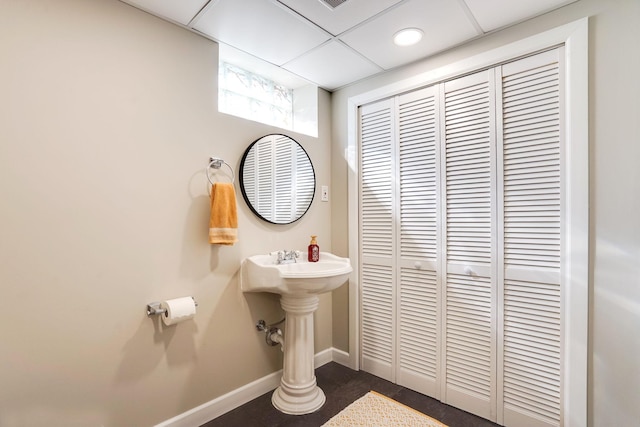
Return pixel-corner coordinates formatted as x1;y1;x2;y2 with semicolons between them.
146;297;198;317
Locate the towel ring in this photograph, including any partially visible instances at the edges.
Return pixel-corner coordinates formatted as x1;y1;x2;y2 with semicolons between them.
206;157;235;186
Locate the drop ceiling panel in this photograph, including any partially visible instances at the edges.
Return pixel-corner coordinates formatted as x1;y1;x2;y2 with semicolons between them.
120;0;208;25
277;0;404;36
283;41;382;90
192;0;331;66
463;0;576;32
340;0;481;70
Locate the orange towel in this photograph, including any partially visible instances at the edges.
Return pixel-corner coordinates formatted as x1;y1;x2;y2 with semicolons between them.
209;182;238;245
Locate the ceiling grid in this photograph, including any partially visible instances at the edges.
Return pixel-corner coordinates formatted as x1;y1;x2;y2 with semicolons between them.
119;0;577;91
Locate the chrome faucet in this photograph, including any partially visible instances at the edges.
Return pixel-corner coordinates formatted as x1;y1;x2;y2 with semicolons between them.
276;250;300;264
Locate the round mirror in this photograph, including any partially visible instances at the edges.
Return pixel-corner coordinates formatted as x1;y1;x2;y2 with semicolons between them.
239;134;315;224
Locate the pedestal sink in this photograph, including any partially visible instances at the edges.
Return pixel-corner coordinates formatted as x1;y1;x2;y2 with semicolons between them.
241;252;352;415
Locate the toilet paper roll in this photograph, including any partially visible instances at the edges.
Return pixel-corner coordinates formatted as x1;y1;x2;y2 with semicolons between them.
160;297;196;326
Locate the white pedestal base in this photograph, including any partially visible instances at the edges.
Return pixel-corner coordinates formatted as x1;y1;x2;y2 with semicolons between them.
271;381;326;415
271;295;326;415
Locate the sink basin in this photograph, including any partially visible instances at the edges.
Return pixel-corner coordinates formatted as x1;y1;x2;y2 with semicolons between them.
241;252;352;295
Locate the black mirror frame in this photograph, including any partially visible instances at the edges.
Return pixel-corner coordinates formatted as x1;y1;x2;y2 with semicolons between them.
239;134;316;225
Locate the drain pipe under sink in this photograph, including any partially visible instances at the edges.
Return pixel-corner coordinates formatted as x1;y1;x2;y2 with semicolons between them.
256;319;285;350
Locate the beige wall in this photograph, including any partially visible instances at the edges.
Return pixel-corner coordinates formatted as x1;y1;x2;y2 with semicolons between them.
0;0;334;426
331;0;640;425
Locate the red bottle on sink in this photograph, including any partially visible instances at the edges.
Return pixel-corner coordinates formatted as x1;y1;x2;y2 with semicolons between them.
308;235;319;262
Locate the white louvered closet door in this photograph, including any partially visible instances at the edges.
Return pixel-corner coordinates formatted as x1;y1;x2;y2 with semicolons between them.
396;87;441;398
358;47;565;427
441;69;497;421
497;49;563;427
359;99;396;381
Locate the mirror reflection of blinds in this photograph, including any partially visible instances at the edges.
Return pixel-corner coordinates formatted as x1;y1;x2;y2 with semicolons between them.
256;140;274;219
295;144;315;217
275;135;294;223
243;149;256;207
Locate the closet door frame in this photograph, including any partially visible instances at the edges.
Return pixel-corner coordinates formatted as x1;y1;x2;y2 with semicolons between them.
347;18;588;427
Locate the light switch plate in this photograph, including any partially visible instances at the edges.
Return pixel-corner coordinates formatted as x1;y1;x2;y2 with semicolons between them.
321;185;329;202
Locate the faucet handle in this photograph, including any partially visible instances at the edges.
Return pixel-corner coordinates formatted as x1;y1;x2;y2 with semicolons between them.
270;251;285;261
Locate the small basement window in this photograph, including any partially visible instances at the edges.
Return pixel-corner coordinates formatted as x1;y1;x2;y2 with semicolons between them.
219;62;293;129
218;44;318;137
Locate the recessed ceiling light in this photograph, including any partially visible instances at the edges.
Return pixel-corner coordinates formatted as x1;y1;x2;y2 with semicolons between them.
393;28;423;47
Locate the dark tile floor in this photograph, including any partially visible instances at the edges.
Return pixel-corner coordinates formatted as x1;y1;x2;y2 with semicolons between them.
201;362;501;427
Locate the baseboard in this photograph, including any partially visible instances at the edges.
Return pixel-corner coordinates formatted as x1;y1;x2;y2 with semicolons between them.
155;347;351;427
154;370;282;427
314;347;334;367
331;347;351;367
